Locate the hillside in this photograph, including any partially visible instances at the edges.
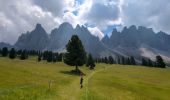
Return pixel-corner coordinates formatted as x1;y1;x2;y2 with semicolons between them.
0;58;170;100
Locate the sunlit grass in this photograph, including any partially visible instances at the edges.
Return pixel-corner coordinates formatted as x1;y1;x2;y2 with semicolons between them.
0;57;170;100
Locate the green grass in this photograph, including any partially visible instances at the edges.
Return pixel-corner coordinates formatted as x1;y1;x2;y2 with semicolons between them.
0;57;170;100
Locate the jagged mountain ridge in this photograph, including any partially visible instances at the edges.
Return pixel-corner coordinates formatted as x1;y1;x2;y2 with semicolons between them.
13;22;170;62
15;24;50;50
15;22;120;57
102;25;170;62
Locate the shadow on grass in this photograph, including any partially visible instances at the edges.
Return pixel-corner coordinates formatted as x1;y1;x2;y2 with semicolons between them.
60;70;86;76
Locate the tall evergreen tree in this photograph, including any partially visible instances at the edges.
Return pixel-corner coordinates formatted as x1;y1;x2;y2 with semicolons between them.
64;35;86;72
142;58;148;66
2;47;8;57
17;49;22;55
126;57;131;65
148;59;153;67
20;50;28;60
104;57;108;64
117;56;121;64
58;53;63;62
86;53;95;69
38;54;42;62
108;56;114;64
9;48;16;59
121;56;125;65
0;48;1;56
47;51;53;62
130;56;136;65
156;55;166;68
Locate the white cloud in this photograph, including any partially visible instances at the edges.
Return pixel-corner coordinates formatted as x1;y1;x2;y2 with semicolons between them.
78;0;122;30
121;0;170;33
88;27;104;39
0;0;170;44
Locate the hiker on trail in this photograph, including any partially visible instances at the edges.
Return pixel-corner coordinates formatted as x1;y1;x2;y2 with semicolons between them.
80;73;84;89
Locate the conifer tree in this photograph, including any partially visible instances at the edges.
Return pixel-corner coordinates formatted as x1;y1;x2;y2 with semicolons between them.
156;55;166;68
2;47;8;57
64;35;86;72
20;50;28;60
108;56;114;64
86;53;95;69
9;48;16;59
130;56;136;65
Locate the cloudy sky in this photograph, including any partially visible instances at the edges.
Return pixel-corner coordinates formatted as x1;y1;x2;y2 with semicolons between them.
0;0;170;44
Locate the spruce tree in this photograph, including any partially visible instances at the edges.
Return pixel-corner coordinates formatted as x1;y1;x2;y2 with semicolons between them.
156;55;166;68
9;48;16;59
130;56;136;65
47;51;53;62
117;56;121;64
142;58;147;66
108;56;114;64
86;53;95;69
104;57;108;64
38;54;42;62
148;59;153;67
0;48;1;56
127;57;131;65
20;50;28;60
64;35;86;72
2;47;8;57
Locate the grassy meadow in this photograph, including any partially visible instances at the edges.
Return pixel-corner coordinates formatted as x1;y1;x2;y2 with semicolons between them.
0;57;170;100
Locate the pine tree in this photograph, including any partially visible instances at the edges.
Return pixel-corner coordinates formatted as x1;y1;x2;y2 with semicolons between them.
142;58;147;66
117;56;121;64
43;51;48;60
9;48;16;59
64;35;86;72
104;57;108;64
58;53;63;62
17;49;22;55
38;54;42;62
86;53;95;69
126;57;131;65
20;50;28;60
2;47;8;57
130;56;136;65
121;56;125;65
0;48;2;56
52;53;57;62
148;59;153;67
47;51;53;62
108;56;114;64
156;55;166;68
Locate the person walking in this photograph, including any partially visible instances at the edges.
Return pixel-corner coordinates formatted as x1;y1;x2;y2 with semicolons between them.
80;73;84;89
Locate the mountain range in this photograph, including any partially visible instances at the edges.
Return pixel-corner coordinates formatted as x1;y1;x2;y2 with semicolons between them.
1;22;170;62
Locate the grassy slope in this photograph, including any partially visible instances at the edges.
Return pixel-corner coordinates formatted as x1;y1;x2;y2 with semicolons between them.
0;57;170;100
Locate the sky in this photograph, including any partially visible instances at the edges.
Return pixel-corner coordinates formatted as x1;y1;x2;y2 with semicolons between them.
0;0;170;44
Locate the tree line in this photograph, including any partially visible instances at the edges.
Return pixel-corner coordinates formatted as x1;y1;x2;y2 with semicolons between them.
95;55;166;68
0;35;166;70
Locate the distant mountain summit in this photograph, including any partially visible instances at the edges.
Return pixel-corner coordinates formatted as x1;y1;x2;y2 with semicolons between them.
11;22;170;62
102;26;170;62
15;23;49;50
14;22;114;57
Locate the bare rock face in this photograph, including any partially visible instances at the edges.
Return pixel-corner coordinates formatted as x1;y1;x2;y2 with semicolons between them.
15;23;49;50
102;25;170;62
14;22;170;62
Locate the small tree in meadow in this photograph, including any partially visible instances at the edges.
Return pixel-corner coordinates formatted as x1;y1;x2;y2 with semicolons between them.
156;55;166;68
9;48;16;59
64;35;86;72
86;53;95;69
20;50;28;60
2;47;8;57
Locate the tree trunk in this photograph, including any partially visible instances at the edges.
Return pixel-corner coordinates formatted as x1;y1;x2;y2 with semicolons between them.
75;65;78;70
